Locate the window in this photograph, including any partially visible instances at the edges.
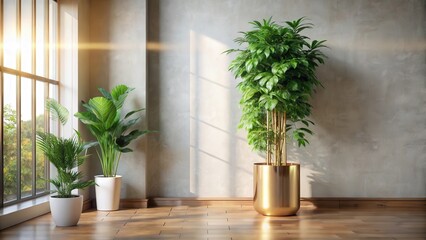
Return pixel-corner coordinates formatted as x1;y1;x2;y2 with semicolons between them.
1;0;58;207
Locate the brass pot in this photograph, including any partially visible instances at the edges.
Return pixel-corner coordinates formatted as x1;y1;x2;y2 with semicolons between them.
253;163;300;216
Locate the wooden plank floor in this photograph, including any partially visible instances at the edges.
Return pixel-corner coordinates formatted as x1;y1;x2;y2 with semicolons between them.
0;205;425;240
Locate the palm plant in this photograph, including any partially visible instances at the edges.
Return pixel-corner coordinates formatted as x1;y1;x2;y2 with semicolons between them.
37;99;95;198
225;17;326;166
75;85;148;177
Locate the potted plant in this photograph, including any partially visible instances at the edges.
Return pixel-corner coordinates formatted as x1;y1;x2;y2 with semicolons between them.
225;17;326;216
37;99;96;226
75;85;148;211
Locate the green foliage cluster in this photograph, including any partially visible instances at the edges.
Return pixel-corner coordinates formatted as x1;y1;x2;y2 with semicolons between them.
3;105;47;202
75;85;149;177
36;99;95;198
225;17;326;160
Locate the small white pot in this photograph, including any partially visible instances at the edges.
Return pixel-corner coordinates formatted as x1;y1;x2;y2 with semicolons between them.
95;175;122;211
49;195;83;227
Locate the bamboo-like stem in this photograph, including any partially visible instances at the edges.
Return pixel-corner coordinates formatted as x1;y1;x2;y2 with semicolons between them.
282;112;287;165
266;111;271;165
274;110;279;166
280;112;283;164
266;110;287;166
276;111;281;165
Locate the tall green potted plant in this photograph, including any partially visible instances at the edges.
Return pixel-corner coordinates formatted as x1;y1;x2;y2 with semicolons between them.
37;99;95;226
75;84;148;211
225;17;326;216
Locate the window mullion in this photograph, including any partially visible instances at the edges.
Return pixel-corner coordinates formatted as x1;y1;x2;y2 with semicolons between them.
43;0;53;190
45;0;48;78
0;66;58;84
0;0;4;208
31;0;36;197
16;0;22;202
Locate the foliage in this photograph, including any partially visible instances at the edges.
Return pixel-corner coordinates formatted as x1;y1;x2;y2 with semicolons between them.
36;99;95;198
225;17;326;165
3;105;47;201
75;85;149;177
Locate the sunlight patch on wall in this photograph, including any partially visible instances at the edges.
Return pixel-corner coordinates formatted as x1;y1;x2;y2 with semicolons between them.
189;30;236;196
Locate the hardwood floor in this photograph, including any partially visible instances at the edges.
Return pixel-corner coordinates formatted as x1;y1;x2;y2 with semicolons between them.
0;204;425;239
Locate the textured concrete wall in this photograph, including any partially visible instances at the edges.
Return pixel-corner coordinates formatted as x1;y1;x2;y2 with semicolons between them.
77;0;92;200
88;0;148;199
147;0;426;198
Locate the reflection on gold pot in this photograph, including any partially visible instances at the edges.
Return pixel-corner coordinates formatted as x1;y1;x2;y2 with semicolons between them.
253;163;300;216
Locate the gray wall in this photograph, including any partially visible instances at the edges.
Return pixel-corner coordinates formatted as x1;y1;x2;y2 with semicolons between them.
88;0;148;199
146;0;426;198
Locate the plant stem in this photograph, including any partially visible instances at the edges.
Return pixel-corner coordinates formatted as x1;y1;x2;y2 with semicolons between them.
266;111;271;165
282;112;287;166
267;110;287;166
274;111;278;165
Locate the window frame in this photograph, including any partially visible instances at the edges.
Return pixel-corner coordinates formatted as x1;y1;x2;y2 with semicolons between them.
0;0;59;208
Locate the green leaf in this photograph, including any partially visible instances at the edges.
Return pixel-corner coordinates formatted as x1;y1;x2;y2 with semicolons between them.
98;87;113;100
125;108;144;119
116;129;148;148
245;60;253;72
74;112;101;129
46;99;69;126
272;63;280;75
110;84;134;109
264;48;271;58
270;76;279;85
119;148;133;153
254;73;264;81
288;81;299;91
290;59;298;69
259;74;271;86
299;127;313;135
270;99;278;110
266;79;274;91
83;141;98;151
265;99;278;110
282;90;291;100
88;97;117;130
242;88;258;101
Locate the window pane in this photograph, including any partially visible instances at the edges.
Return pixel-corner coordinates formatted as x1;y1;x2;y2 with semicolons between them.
3;74;18;203
49;84;58;135
35;81;47;193
21;0;33;73
36;0;46;77
49;0;58;80
4;0;17;69
21;78;33;198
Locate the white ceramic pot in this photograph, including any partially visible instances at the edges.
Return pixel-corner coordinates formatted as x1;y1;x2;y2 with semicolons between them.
49;195;83;227
95;175;122;211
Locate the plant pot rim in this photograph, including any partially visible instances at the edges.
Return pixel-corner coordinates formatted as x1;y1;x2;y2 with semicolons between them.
94;175;122;178
254;162;300;166
50;195;82;199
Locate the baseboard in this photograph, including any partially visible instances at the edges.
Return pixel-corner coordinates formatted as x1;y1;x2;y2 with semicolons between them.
120;199;149;209
86;197;426;209
149;197;253;207
149;197;426;209
82;199;92;211
89;198;149;210
301;197;426;209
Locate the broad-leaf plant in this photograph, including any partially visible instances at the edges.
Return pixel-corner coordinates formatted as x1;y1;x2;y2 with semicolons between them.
225;17;326;166
37;99;95;198
75;85;149;177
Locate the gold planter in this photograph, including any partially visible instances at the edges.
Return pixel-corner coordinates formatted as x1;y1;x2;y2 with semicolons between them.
253;163;300;216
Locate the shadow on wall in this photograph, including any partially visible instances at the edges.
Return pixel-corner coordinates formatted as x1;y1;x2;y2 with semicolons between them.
146;0;165;197
87;0;112;199
292;47;380;197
